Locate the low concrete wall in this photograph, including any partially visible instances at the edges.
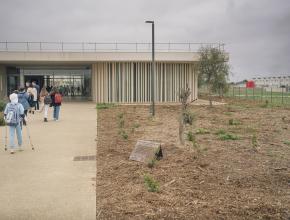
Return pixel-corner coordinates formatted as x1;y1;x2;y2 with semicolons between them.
0;51;199;63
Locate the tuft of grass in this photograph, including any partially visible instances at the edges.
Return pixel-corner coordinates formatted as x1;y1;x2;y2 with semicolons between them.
187;131;194;142
283;140;290;146
131;122;140;133
251;134;258;151
96;103;116;109
229;119;241;125
117;112;124;119
215;129;226;135
118;119;125;128
260;100;269;108
218;132;239;140
118;130;128;140
196;128;210;134
143;174;159;192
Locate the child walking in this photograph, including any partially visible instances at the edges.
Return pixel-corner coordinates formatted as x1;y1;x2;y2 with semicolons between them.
4;93;25;154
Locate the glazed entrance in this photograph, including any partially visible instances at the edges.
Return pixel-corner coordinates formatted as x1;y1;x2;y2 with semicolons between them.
7;66;92;100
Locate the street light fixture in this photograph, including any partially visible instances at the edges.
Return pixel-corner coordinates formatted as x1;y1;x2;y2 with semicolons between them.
145;20;155;116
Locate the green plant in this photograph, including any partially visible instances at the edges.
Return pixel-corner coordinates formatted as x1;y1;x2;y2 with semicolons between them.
260;100;269;108
118;130;128;140
117;112;124;119
96;103;116;109
251;134;258;150
187;131;194;142
229;119;241;125
196;128;210;134
133;123;140;128
215;129;226;135
131;122;140;133
118;119;125;128
143;174;159;192
0;100;6;112
218;132;239;140
0;112;5;126
283;140;290;146
183;111;195;125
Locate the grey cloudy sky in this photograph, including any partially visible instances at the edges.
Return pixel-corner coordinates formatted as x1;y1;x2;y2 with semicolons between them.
0;0;289;81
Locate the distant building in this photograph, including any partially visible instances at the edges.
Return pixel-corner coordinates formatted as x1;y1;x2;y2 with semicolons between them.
252;76;290;88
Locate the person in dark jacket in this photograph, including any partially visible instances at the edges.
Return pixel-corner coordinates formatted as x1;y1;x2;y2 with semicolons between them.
17;87;30;116
50;87;62;121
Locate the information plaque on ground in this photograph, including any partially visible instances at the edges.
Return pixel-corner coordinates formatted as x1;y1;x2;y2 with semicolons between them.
129;140;162;163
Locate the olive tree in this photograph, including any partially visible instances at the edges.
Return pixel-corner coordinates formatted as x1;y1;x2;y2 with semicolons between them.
197;46;230;106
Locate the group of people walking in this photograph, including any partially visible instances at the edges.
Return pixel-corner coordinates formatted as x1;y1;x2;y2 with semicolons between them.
3;81;63;154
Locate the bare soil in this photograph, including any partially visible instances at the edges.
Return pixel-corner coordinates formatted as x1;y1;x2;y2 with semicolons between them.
96;101;290;220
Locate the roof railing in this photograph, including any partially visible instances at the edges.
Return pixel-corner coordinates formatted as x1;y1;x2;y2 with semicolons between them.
0;41;225;52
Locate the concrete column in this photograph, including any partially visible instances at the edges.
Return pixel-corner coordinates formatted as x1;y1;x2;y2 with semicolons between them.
0;65;7;99
91;64;97;102
20;69;24;87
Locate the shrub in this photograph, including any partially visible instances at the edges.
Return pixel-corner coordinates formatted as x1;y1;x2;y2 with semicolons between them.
0;100;6;112
0;112;5;126
196;128;210;134
96;103;115;109
283;140;290;146
143;174;159;192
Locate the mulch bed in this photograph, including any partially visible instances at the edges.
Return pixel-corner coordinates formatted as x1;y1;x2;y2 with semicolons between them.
96;102;290;220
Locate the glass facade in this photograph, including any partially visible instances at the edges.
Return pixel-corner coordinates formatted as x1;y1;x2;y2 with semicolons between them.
6;66;91;99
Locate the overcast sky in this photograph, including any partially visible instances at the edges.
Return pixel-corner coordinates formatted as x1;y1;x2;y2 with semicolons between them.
0;0;289;82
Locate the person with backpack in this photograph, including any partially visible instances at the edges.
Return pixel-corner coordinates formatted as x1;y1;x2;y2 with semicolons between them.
50;87;62;121
18;87;30;116
4;93;25;154
17;87;30;126
39;87;51;122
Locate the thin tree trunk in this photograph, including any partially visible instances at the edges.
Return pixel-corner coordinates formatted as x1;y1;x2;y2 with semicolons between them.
179;115;185;145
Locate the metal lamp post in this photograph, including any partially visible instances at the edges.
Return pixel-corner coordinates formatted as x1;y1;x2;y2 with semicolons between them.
145;20;155;116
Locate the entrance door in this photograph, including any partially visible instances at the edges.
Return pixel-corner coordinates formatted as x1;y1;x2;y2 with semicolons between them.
24;75;44;90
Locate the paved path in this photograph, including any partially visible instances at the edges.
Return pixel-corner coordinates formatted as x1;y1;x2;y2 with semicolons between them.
0;102;96;220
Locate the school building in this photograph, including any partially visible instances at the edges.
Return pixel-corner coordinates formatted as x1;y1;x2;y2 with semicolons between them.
0;42;224;103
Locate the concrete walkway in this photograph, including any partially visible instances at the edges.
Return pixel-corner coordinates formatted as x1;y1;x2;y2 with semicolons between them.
0;102;96;220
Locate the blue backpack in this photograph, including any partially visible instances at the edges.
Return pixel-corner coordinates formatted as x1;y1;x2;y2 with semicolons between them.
5;103;21;126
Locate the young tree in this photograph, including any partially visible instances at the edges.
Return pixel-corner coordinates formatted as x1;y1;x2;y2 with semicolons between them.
197;46;230;106
178;85;194;145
